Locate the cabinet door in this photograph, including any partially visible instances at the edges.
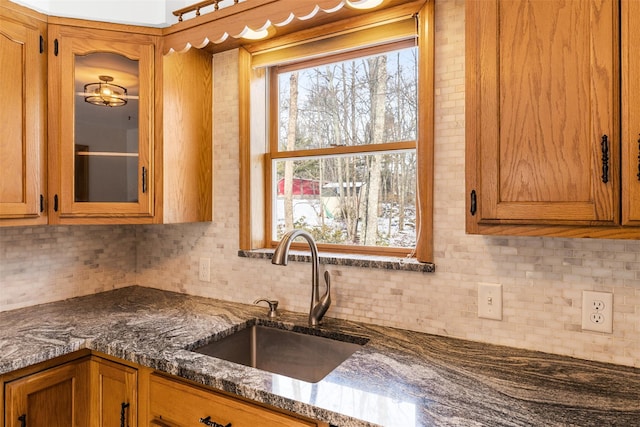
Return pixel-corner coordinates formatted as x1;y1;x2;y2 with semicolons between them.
622;0;640;224
466;0;619;228
48;24;155;222
91;358;137;427
0;9;46;224
4;359;90;427
149;374;319;427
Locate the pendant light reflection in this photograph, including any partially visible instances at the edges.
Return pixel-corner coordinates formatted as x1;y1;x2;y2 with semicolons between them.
84;75;128;107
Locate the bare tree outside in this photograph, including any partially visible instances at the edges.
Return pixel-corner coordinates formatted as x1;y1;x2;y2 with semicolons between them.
274;46;417;249
283;71;298;230
364;55;387;246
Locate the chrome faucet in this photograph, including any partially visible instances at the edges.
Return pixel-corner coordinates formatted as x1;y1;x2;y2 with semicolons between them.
271;229;331;327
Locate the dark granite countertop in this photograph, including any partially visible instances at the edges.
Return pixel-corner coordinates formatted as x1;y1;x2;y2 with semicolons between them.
0;286;638;426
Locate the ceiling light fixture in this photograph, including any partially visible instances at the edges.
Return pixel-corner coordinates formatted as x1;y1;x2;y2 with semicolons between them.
84;75;128;107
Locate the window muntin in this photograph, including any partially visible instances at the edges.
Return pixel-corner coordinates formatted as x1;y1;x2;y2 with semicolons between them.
269;42;418;253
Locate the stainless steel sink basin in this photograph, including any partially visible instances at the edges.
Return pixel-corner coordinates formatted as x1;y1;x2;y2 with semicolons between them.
191;325;366;383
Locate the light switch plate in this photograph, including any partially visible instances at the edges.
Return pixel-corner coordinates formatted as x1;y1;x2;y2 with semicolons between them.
478;283;502;320
581;291;613;333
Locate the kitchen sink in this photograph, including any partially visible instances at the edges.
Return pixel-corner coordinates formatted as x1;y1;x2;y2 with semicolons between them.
191;325;367;383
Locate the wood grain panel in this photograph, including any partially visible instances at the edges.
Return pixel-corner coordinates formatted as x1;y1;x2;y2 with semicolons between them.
161;47;212;223
498;1;591;203
92;358;137;427
0;6;46;224
0;30;24;202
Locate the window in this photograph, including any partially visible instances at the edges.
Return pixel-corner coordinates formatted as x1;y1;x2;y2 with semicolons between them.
240;2;433;261
270;42;417;253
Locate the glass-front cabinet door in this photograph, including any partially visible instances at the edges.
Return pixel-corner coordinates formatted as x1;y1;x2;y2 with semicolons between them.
49;25;155;222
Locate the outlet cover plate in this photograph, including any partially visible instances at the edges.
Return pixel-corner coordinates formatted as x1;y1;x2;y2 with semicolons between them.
198;257;211;282
478;283;502;320
581;291;613;333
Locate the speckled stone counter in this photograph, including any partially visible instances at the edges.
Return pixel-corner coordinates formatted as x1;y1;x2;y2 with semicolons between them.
0;286;638;426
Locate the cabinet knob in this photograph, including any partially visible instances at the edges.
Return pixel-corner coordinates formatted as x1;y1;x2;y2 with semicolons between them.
18;414;26;427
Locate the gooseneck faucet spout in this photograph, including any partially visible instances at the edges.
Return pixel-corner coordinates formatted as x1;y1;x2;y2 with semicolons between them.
272;229;331;327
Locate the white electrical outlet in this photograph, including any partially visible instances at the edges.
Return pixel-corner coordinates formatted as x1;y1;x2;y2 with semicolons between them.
478;283;502;320
581;291;613;333
198;257;210;282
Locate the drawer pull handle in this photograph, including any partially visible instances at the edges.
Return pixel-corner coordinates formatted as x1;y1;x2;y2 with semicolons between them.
120;402;130;427
199;416;231;427
601;134;609;183
142;166;148;193
470;190;477;216
18;414;26;427
636;134;640;181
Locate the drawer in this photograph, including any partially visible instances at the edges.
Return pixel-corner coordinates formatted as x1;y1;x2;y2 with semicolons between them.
148;374;320;427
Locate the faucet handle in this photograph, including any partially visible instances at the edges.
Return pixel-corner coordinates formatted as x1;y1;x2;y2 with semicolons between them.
254;298;279;318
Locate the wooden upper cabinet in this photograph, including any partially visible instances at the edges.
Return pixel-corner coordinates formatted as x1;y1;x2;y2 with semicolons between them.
622;0;640;225
48;24;156;223
1;9;212;227
47;21;212;225
466;0;619;231
0;5;47;226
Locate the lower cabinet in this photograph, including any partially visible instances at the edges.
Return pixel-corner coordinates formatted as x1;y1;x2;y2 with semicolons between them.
4;358;91;427
148;374;322;427
3;353;328;427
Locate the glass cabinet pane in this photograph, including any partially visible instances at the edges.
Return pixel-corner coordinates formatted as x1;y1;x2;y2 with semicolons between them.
74;52;139;203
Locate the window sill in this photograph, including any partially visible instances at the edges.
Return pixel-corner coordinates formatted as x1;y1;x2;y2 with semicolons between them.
237;249;435;273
